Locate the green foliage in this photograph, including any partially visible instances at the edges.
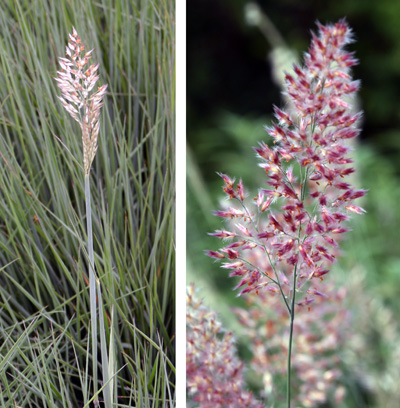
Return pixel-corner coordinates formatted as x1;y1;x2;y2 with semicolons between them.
0;0;175;406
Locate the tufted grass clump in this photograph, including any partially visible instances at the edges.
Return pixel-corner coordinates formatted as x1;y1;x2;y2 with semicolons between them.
0;0;175;407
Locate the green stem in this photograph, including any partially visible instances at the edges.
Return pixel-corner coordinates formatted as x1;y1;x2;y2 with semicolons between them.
85;175;98;404
287;263;297;408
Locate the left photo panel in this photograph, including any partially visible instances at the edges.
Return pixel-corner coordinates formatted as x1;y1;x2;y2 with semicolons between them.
0;1;175;407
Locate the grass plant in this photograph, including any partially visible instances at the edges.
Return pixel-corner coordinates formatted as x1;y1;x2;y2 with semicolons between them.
0;0;175;407
55;26;109;406
204;20;364;406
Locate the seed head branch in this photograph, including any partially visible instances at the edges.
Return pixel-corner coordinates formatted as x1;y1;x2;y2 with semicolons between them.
55;27;107;175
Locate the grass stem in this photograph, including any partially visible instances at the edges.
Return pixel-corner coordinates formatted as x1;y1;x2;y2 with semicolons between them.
287;263;297;408
85;174;98;405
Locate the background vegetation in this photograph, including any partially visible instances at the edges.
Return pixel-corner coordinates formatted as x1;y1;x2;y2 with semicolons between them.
0;0;175;407
187;1;400;407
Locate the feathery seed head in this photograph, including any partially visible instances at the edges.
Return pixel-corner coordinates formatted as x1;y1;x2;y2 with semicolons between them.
55;27;108;175
207;20;366;302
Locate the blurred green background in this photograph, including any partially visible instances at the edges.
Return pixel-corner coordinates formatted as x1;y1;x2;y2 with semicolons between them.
187;1;400;407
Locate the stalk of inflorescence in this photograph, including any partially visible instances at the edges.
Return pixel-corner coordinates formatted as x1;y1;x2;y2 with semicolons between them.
286;145;311;406
206;20;366;407
55;27;110;407
85;173;98;402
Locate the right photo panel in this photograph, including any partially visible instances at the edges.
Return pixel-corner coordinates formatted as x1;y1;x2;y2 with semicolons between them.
186;1;400;407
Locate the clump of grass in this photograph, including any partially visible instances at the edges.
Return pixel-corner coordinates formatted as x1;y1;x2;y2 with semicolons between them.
0;0;175;406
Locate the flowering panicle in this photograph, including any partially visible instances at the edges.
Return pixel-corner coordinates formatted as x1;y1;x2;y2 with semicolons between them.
55;27;108;175
207;20;365;303
187;284;264;408
233;279;349;407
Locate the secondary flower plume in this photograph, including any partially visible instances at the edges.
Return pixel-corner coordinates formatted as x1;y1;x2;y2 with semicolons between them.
207;20;366;305
55;27;107;175
187;284;264;408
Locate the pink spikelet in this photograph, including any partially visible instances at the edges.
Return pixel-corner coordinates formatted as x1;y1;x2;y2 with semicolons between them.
55;27;108;175
207;19;366;304
186;284;264;408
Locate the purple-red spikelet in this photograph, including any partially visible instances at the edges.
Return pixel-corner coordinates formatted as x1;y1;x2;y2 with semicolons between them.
207;20;366;302
55;27;108;175
186;284;264;408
